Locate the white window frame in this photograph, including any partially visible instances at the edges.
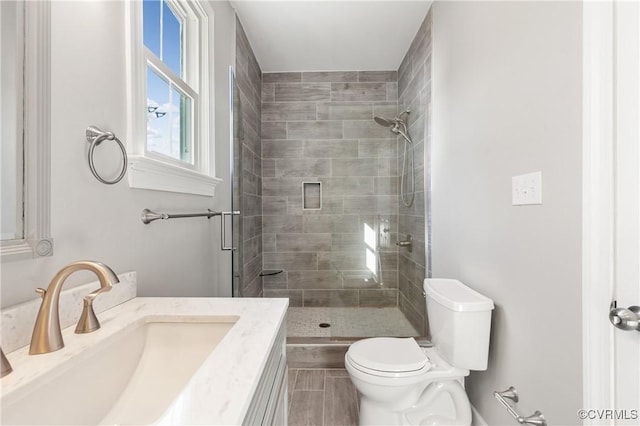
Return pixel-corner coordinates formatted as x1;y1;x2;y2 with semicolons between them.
126;0;220;196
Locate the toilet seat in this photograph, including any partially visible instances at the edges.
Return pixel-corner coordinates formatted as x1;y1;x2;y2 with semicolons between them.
346;337;431;377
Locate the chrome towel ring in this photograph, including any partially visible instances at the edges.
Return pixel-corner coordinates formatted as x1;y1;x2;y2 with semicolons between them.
85;126;127;185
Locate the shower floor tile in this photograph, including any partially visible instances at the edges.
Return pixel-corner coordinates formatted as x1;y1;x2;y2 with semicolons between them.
287;307;421;338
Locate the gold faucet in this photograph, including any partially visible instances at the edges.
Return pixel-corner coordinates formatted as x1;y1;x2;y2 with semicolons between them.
29;261;119;355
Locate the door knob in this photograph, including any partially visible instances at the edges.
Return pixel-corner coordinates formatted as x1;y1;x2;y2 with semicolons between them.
609;301;640;331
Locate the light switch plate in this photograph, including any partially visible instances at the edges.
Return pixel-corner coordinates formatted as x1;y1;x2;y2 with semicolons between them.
512;171;542;205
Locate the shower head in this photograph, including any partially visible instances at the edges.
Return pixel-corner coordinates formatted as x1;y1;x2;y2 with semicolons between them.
373;110;411;128
374;110;413;144
374;116;394;127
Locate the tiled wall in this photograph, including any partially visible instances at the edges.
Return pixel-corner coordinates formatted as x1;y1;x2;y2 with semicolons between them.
261;71;402;308
397;11;432;336
235;19;263;297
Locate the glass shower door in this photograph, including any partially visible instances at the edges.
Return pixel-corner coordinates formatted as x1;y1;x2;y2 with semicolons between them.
230;67;244;297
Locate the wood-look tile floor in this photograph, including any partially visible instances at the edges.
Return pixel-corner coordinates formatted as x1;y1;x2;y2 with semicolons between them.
288;368;359;426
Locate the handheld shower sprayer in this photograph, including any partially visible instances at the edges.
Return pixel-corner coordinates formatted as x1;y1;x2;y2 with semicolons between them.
391;122;412;145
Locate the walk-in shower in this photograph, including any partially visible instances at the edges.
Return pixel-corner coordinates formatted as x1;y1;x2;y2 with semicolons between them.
231;9;433;348
374;110;415;207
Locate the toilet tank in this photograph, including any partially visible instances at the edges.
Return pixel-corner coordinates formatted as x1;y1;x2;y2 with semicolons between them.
424;279;494;371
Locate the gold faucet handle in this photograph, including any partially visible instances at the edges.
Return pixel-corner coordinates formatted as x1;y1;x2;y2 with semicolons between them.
85;282;113;301
1;347;13;378
74;283;114;334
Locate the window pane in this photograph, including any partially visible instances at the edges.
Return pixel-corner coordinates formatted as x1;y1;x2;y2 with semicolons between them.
142;0;160;59
174;86;192;163
146;65;193;163
146;66;171;157
162;1;182;77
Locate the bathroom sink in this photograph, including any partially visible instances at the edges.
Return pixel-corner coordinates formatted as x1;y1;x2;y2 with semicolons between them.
1;316;238;425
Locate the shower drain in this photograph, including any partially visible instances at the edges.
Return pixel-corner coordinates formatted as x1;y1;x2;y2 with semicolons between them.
318;323;331;328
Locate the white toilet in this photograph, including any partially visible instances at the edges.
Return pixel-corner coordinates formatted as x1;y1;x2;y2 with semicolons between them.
345;279;494;426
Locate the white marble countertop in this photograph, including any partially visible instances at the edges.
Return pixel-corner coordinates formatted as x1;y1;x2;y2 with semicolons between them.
1;297;288;425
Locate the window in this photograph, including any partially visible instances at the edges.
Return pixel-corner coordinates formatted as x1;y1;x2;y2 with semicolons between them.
143;0;195;164
126;0;220;196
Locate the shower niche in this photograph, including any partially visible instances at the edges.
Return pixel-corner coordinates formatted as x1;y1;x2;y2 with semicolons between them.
302;182;322;210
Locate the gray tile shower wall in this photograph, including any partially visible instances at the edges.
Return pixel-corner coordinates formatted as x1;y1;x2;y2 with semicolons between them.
397;10;432;336
262;71;401;309
235;18;263;297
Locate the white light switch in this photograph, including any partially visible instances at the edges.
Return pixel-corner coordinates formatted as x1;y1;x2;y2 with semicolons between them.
512;172;542;205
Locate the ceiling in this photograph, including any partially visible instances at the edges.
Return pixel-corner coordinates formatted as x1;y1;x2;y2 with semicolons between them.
230;1;432;73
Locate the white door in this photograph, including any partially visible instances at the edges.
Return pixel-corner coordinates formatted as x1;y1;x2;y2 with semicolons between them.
583;1;640;425
611;1;640;423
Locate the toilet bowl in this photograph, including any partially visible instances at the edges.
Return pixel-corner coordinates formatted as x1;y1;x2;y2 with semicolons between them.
345;339;472;425
345;279;494;426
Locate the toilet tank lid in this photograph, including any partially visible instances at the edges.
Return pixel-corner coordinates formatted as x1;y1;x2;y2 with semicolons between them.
424;279;494;312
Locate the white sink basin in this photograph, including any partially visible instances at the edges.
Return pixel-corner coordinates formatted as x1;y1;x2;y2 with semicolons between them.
1;316;238;425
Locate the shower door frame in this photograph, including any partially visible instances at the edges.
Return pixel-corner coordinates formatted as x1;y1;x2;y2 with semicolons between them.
229;66;244;298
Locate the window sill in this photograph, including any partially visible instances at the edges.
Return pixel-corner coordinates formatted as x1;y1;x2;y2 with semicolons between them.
127;156;222;197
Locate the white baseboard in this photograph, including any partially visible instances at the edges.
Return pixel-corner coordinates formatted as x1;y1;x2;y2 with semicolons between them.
472;405;488;426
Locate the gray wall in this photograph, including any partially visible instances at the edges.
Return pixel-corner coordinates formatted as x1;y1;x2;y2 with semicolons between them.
430;1;582;423
396;10;432;337
1;0;236;308
235;18;263;297
261;71;401;309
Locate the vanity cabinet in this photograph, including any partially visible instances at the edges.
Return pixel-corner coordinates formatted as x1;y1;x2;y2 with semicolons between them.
243;325;287;425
